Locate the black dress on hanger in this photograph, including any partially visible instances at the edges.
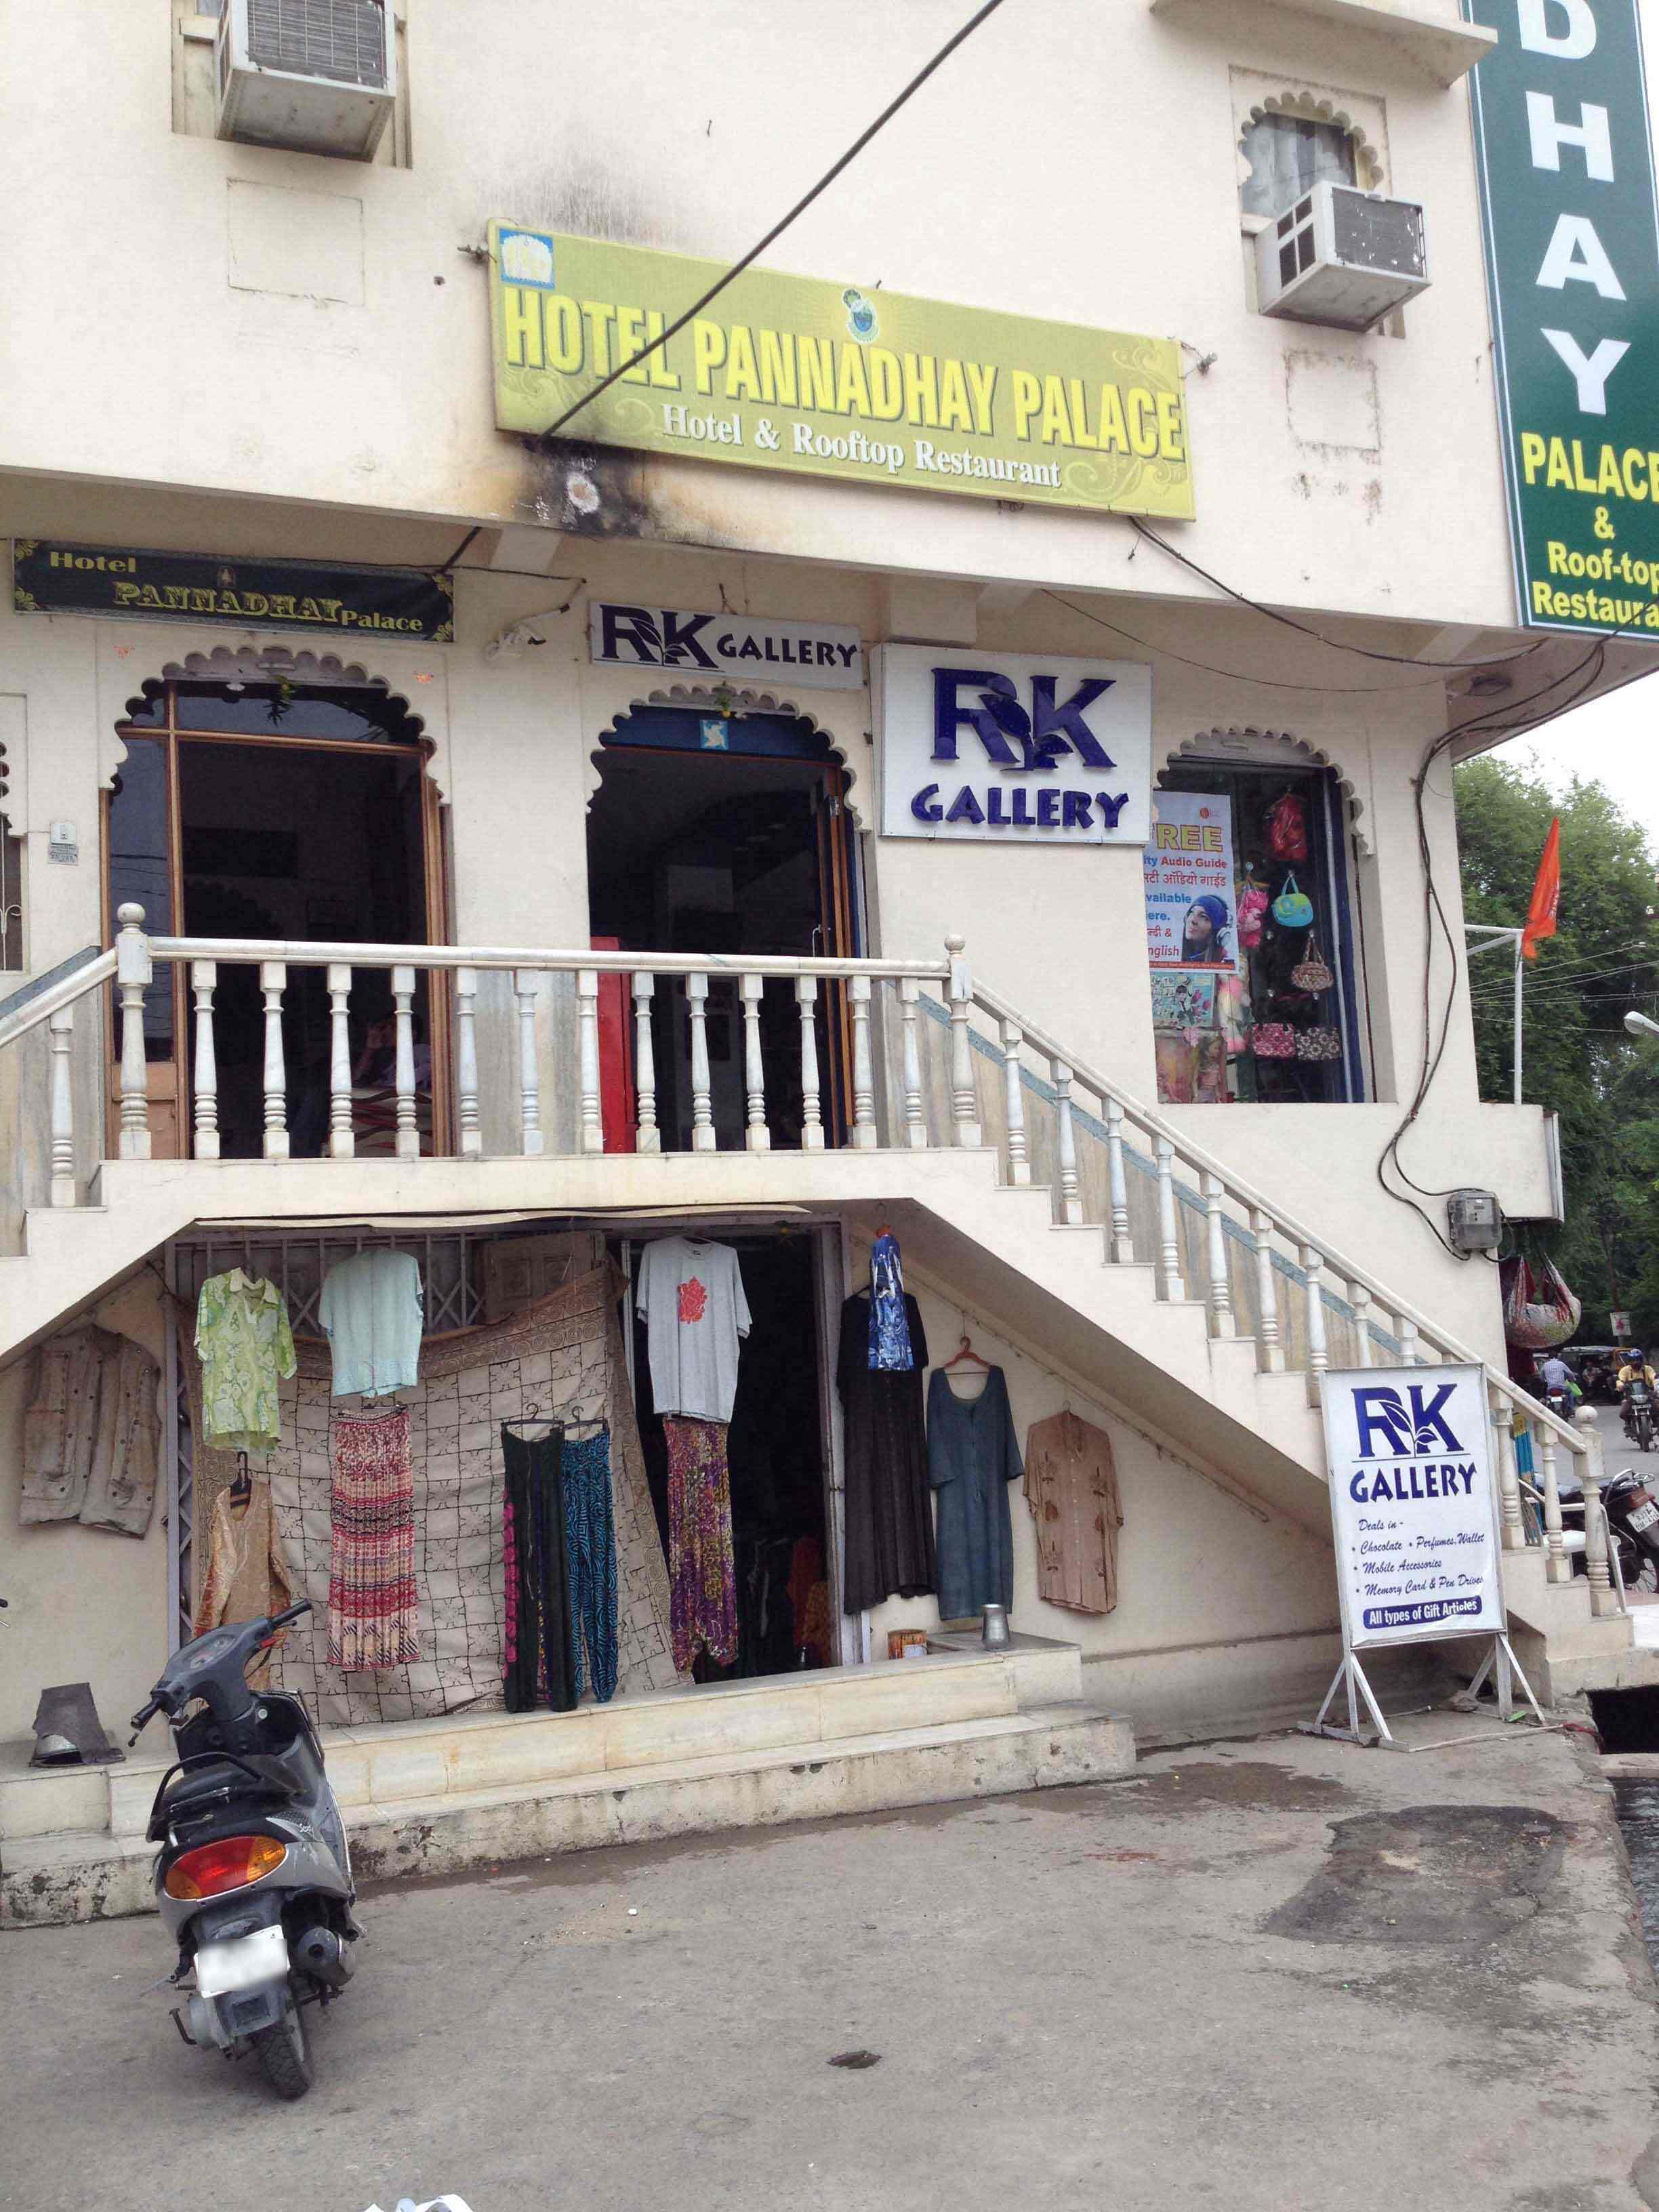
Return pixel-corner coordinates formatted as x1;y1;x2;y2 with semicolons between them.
836;1291;935;1614
500;1421;577;1713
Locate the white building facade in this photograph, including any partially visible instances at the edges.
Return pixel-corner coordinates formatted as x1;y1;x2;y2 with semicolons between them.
1;0;1652;1913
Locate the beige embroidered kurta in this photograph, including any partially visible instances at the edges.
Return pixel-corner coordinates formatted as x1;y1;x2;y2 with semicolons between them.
1024;1411;1122;1615
194;1478;294;1681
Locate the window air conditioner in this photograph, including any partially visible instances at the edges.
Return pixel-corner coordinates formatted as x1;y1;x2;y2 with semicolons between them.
1256;182;1430;330
216;0;396;162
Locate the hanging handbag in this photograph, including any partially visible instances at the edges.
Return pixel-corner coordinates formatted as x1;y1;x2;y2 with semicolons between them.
1252;1021;1296;1059
1237;883;1269;951
1502;1254;1582;1351
1271;872;1314;928
1266;791;1309;861
1291;934;1336;993
1294;1026;1343;1062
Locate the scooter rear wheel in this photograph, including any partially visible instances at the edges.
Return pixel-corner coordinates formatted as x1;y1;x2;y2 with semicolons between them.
251;1987;313;2100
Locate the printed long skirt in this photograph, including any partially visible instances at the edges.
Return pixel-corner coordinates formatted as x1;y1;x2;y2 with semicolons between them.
328;1407;419;1669
663;1415;738;1673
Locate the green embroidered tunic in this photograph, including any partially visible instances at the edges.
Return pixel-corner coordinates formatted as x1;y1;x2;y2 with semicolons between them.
195;1270;296;1450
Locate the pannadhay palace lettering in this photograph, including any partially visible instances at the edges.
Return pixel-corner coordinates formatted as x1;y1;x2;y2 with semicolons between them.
12;541;455;642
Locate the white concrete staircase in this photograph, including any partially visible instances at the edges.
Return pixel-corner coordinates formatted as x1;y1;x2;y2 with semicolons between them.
1;1639;1133;1926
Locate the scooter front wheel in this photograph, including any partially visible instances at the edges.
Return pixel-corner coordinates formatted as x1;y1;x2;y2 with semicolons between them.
251;1986;313;2101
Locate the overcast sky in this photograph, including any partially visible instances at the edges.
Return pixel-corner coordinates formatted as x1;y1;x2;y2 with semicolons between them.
1485;10;1659;846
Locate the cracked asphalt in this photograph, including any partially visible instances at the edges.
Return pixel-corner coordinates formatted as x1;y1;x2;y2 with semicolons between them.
3;1727;1656;2212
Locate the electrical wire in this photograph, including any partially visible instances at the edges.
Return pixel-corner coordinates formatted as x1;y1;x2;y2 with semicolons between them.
1467;941;1659;1001
1040;589;1454;693
533;0;1011;443
1126;516;1553;673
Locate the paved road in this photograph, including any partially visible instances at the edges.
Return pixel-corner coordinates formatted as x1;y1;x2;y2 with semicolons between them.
1595;1397;1659;1483
4;1730;1658;2212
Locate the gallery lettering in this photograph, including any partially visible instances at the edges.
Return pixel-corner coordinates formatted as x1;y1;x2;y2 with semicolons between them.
1347;1462;1480;1503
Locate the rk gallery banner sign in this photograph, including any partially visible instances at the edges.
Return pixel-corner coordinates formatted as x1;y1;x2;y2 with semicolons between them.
12;541;455;642
1464;0;1659;634
588;599;863;690
874;647;1153;845
488;224;1194;520
1320;1363;1506;1649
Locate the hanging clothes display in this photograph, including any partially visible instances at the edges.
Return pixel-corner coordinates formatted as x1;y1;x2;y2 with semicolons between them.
662;1414;740;1672
22;1322;162;1536
637;1237;750;1422
195;1270;295;1450
928;1365;1023;1622
500;1421;577;1714
1023;1410;1123;1616
867;1230;914;1372
319;1248;424;1399
327;1406;419;1670
195;1475;294;1682
838;1290;935;1614
562;1425;619;1704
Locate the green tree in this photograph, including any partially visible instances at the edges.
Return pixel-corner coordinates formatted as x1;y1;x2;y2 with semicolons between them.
1455;756;1659;1341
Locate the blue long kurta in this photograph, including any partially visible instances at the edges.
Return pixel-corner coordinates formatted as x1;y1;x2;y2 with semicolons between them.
928;1366;1023;1622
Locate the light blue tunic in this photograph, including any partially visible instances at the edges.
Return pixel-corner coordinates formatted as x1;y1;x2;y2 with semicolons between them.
319;1249;424;1398
928;1366;1022;1621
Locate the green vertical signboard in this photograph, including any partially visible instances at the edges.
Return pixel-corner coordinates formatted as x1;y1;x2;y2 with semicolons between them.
1464;0;1659;634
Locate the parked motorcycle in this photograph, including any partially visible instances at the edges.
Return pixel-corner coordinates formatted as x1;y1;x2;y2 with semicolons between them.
129;1600;358;2100
1626;1376;1656;1454
1595;1467;1659;1595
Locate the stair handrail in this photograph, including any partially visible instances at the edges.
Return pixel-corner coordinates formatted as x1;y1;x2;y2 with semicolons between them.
145;932;949;982
968;976;1587;1460
0;948;116;1055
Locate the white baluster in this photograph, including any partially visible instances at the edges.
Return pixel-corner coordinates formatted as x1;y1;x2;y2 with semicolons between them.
514;970;544;1158
796;977;824;1153
1155;1136;1184;1299
1578;1407;1618;1616
898;976;926;1149
115;903;152;1162
1250;1210;1283;1372
945;933;981;1147
260;960;289;1161
687;973;715;1151
848;975;876;1149
48;1004;75;1207
1105;1099;1132;1264
577;966;603;1155
1397;1317;1422;1366
740;972;769;1152
1302;1247;1328;1382
1000;1019;1031;1187
1489;1384;1525;1553
190;961;219;1162
1053;1059;1082;1225
325;963;354;1160
634;974;660;1153
1202;1174;1234;1337
455;966;480;1160
391;964;418;1161
1539;1421;1568;1583
1349;1284;1374;1368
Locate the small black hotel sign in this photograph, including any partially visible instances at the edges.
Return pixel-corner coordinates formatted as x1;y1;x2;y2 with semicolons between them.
12;541;454;643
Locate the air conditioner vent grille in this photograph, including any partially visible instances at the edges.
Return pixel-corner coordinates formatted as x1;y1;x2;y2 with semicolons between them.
1330;186;1426;279
245;0;386;87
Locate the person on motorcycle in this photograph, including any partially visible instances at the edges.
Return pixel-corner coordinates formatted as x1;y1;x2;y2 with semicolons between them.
1538;1352;1580;1404
1618;1351;1658;1440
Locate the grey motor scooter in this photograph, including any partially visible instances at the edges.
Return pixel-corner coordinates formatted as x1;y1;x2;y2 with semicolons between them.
129;1599;359;2100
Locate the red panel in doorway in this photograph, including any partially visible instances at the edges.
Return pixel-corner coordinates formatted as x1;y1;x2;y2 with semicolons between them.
592;937;636;1151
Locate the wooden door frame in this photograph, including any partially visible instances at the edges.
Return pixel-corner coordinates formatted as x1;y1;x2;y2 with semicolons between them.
104;710;449;1158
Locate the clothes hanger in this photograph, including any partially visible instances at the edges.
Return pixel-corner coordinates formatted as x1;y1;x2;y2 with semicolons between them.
941;1332;990;1374
230;1451;252;1507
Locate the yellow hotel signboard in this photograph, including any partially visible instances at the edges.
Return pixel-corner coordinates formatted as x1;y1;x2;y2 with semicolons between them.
488;224;1195;521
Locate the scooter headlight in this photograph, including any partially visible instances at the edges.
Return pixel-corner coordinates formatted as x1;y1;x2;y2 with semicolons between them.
164;1835;287;1900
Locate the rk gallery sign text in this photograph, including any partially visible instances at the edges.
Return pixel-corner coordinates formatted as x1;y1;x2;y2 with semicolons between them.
1465;0;1659;634
488;224;1193;522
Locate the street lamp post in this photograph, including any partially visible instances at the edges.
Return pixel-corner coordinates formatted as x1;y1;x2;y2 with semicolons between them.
1626;1010;1659;1042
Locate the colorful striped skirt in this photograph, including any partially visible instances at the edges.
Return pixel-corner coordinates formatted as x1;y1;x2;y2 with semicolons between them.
328;1406;419;1670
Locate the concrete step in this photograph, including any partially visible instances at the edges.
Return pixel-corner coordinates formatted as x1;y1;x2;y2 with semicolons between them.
1;1700;1136;1927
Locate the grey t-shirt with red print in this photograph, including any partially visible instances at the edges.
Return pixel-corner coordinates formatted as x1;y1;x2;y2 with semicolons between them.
637;1237;752;1425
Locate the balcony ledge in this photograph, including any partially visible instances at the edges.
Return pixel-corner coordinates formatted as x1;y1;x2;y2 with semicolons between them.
1148;0;1497;86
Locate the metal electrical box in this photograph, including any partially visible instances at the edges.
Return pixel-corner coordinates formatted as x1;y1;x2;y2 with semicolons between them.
1448;1189;1504;1254
1256;182;1430;329
216;0;396;161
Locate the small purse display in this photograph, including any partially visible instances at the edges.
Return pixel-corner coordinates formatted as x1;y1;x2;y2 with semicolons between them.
1237;883;1269;950
1291;935;1336;994
1271;872;1314;929
1252;1021;1296;1059
1266;792;1309;862
1294;1026;1344;1063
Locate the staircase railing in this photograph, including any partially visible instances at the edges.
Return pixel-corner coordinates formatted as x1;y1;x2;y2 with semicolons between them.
0;907;1615;1624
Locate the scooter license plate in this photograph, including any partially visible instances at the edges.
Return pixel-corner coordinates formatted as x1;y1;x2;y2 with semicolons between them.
1629;1501;1659;1532
193;1924;289;1999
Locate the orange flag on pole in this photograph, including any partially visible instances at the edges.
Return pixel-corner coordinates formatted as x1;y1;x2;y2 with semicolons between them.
1521;817;1561;961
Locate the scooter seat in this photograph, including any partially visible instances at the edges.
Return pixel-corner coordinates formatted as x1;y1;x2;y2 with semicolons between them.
148;1757;293;1841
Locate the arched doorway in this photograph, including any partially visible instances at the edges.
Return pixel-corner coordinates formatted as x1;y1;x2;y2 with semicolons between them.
586;703;861;1149
106;671;447;1158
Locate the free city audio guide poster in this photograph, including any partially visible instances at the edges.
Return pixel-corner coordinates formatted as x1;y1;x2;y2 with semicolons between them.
1320;1363;1506;1650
